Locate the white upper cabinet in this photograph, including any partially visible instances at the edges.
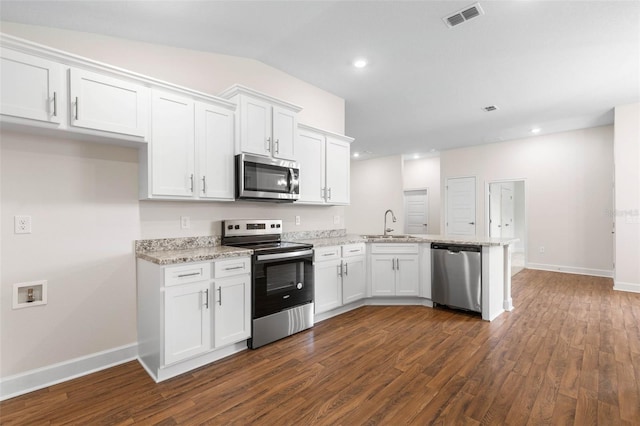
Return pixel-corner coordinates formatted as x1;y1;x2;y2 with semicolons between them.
296;124;353;205
150;89;195;198
144;88;236;201
219;85;301;161
297;128;326;203
69;68;148;138
196;102;235;200
325;136;351;205
1;48;63;125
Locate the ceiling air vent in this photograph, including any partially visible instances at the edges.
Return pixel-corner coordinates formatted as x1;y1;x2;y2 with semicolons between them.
443;3;484;28
483;105;498;112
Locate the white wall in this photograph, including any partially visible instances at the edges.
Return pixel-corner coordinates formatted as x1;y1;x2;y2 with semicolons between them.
513;181;526;253
402;156;441;234
345;156;404;235
440;126;614;276
0;23;347;378
613;103;640;292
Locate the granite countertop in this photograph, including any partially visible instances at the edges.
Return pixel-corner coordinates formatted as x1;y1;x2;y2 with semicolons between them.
296;234;517;247
137;245;252;266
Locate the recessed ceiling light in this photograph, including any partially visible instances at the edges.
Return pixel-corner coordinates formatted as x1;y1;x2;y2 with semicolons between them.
353;152;360;157
413;154;420;159
531;128;541;134
353;58;368;68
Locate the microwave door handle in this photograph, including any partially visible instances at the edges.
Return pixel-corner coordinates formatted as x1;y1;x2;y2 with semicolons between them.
288;168;295;193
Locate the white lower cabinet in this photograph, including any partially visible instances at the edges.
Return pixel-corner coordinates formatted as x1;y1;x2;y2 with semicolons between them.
137;256;251;381
370;244;420;296
214;274;251;347
164;281;211;365
314;243;366;314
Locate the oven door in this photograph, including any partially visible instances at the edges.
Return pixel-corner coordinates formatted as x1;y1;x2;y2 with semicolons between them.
237;153;300;201
253;249;314;319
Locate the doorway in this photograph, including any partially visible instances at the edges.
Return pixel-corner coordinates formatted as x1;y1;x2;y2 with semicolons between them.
404;189;428;234
488;180;526;274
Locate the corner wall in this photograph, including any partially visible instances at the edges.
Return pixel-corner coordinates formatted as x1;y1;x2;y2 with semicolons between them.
613;103;640;292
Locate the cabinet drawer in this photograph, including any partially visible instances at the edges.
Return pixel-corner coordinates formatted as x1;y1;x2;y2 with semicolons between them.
342;243;365;258
164;263;211;286
314;246;341;262
214;257;250;278
370;243;419;255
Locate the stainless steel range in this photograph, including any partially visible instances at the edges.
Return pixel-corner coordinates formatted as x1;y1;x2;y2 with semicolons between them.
222;219;314;349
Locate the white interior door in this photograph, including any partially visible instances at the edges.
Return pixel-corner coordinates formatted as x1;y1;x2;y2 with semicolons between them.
446;177;476;236
404;190;428;234
489;183;502;237
500;185;515;238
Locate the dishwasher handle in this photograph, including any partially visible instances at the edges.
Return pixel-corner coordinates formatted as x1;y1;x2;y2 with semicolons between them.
431;243;482;253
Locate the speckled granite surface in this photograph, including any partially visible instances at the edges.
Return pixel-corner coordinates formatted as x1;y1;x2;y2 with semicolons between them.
135;236;251;265
283;229;347;241
295;234;366;248
293;233;517;247
137;245;252;266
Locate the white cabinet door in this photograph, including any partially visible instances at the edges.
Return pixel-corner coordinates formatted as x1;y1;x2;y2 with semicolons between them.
214;274;251;348
396;255;420;296
297;128;326;203
342;256;366;304
272;105;297;160
150;90;195;197
1;49;62;124
314;258;342;314
69;68;147;137
164;281;211;365
196;101;235;200
239;96;271;156
325;136;350;205
371;256;396;296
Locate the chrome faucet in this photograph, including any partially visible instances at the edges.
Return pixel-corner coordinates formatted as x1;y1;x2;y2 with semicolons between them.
384;209;397;236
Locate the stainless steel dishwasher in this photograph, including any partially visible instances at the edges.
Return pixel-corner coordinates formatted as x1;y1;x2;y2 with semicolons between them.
431;243;482;313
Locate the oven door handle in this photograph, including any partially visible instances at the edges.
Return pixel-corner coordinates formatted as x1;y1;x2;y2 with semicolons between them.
256;249;314;262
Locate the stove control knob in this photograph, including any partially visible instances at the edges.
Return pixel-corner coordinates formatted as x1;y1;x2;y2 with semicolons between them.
234;225;240;229
227;225;233;230
297;283;303;290
271;224;275;228
276;224;281;228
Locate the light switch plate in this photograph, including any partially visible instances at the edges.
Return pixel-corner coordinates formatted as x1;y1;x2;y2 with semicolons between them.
295;215;301;226
180;216;190;229
333;215;340;225
14;216;32;234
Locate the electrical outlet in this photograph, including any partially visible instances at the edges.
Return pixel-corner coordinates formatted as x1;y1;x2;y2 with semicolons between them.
333;215;340;225
14;216;32;234
295;215;301;226
539;246;545;254
180;216;190;229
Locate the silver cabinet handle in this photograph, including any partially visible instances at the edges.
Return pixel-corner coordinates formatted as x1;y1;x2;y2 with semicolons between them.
224;265;245;271
74;96;79;120
202;176;206;194
391;258;395;270
322;252;334;257
337;264;343;277
52;92;57;117
275;139;280;154
204;289;209;309
344;262;348;276
190;174;194;193
217;287;222;306
177;272;200;278
321;188;326;200
266;137;271;152
328;188;332;200
396;258;400;270
469;222;475;225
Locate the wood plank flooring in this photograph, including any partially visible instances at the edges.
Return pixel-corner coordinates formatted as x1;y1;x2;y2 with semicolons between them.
2;269;639;425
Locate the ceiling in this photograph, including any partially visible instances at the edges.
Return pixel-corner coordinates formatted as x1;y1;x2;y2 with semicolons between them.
1;1;639;159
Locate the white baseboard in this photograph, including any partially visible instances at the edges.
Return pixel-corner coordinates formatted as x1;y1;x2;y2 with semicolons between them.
0;343;137;401
527;263;613;278
613;281;640;293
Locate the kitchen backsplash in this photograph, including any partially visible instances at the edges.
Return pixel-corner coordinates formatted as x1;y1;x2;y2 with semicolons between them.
135;229;347;253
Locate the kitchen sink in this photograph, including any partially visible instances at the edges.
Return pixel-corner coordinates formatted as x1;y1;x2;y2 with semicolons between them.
362;234;418;239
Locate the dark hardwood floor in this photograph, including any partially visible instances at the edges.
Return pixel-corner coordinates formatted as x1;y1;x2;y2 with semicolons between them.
2;269;639;425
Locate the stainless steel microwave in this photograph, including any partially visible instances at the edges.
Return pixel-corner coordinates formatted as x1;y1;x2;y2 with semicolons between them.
236;153;300;202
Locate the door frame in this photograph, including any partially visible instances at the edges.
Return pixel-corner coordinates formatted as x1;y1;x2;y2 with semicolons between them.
444;175;477;236
485;178;528;265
